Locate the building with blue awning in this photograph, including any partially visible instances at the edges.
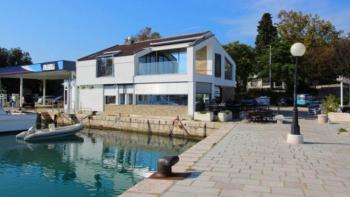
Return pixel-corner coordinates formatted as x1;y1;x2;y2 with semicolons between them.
0;60;76;112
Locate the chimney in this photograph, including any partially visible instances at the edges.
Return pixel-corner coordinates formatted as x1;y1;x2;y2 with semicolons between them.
126;36;135;45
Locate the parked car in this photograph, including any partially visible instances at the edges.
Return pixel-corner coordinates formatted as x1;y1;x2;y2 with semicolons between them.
255;96;270;106
22;95;35;108
297;94;316;106
37;95;55;105
308;100;321;115
278;97;293;106
53;96;63;107
240;99;257;107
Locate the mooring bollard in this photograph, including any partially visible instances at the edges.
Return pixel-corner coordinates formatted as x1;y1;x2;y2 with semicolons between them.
157;156;179;177
36;113;42;129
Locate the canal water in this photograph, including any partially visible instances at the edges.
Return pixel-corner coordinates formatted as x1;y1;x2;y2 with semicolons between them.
0;129;197;197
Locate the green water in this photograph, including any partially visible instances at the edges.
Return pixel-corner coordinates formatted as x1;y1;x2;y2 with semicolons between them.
0;129;196;197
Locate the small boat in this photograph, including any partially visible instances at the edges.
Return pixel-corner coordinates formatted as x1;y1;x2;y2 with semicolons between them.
0;107;37;133
16;123;84;142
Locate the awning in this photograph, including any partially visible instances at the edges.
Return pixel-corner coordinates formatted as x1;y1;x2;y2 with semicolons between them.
0;60;75;79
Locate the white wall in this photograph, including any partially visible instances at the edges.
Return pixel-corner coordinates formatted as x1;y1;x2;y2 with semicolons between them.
192;37;236;88
78;85;104;111
76;56;134;86
135;82;188;95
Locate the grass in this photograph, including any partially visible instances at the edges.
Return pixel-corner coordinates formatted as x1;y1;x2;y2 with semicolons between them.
337;128;349;134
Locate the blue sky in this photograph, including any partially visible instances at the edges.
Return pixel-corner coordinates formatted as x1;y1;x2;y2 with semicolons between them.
0;0;349;63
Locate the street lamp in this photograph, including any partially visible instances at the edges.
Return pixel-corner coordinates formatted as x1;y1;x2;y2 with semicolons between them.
287;42;306;144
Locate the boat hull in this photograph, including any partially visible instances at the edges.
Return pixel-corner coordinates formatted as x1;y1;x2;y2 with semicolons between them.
0;113;37;133
19;123;84;142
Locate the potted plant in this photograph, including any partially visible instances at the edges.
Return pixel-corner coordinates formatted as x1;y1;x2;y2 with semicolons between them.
218;110;232;122
318;95;338;124
194;111;213;121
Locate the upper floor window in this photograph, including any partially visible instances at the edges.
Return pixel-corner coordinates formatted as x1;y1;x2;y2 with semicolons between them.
97;56;113;77
137;49;187;75
224;58;233;80
214;53;221;78
195;46;209;75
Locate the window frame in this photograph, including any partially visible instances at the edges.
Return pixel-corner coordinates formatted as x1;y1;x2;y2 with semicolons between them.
224;58;233;80
96;55;114;78
195;46;209;75
214;53;222;78
105;96;116;104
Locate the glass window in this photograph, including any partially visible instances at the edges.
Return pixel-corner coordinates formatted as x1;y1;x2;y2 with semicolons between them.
128;94;133;105
119;94;125;105
105;96;116;104
97;56;114;77
136;95;187;105
214;53;221;78
224;58;233;80
195;46;208;75
137;49;187;75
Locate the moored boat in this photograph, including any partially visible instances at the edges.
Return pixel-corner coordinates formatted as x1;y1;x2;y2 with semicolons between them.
0;107;37;133
16;123;84;142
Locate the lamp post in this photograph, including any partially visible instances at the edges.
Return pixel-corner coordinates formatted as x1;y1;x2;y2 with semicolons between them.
287;42;306;144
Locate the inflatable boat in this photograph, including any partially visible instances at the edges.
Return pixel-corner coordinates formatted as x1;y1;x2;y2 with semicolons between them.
16;123;83;142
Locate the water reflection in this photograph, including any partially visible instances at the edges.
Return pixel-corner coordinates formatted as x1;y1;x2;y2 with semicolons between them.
0;129;196;197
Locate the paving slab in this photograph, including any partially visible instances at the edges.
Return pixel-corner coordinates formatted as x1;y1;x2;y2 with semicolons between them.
121;118;350;196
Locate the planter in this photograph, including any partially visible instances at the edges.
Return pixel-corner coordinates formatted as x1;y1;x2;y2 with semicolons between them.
218;111;232;122
328;112;350;123
194;112;213;122
275;115;284;124
317;114;328;124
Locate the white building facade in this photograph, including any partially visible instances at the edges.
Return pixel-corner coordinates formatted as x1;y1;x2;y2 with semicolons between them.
76;32;236;116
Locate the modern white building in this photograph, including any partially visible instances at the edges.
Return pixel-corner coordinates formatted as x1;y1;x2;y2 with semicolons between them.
76;31;236;116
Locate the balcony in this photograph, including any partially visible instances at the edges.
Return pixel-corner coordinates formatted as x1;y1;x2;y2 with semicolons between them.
137;61;186;75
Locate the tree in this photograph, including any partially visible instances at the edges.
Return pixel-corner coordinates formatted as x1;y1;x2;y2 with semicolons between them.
333;36;350;78
224;42;255;92
277;10;341;86
125;27;161;43
255;13;278;55
255;13;278;86
278;10;340;47
0;47;33;94
0;47;32;67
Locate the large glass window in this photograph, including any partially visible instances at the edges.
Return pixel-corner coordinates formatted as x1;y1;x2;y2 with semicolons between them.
224;58;233;80
127;94;133;105
97;56;114;77
136;95;187;106
214;53;221;78
105;96;116;104
119;94;125;105
137;49;187;75
195;46;208;75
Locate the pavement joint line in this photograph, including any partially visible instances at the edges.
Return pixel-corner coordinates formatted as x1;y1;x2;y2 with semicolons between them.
121;119;350;197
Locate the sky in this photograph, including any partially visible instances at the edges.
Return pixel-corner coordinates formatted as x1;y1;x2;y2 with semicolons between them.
0;0;350;63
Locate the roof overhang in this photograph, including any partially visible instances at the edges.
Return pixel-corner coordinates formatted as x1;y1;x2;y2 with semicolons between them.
0;60;75;80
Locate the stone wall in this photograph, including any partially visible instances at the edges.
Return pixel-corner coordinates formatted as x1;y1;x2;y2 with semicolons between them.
74;114;222;139
103;104;188;117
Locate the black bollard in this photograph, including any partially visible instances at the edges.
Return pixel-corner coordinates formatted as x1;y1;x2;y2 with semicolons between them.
157;156;179;177
36;113;42;129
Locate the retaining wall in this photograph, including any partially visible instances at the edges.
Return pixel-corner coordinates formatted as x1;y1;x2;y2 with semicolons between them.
74;114;221;139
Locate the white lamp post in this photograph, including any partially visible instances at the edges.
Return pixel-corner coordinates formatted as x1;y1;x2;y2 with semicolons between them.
287;42;306;144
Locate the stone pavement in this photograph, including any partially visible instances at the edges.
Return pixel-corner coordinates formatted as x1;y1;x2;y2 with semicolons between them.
121;118;350;197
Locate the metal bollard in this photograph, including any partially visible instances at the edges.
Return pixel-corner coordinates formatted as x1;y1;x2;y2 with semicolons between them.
157;156;179;177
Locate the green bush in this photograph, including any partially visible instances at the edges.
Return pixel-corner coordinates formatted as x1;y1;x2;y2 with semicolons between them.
322;95;339;114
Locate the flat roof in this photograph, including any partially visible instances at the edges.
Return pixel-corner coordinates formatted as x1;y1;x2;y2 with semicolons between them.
0;60;75;79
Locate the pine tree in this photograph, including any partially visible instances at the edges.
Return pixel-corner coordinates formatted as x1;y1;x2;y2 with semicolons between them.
255;13;277;55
